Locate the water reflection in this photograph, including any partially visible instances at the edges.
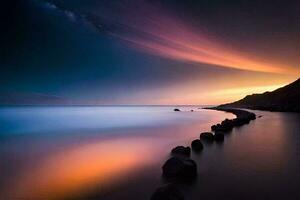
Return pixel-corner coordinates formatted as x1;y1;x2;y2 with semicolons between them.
6;138;162;200
224;114;289;173
189;110;300;200
0;106;232;200
3;107;299;200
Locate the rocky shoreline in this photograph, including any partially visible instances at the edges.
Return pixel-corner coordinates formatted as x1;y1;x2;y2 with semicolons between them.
150;107;257;200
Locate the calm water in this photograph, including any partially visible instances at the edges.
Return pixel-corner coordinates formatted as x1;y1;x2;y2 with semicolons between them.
0;106;300;200
0;106;231;200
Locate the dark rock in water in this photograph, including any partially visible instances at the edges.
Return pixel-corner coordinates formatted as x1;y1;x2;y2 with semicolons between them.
191;109;194;112
211;112;256;131
151;184;184;200
171;146;191;157
232;118;244;126
162;157;197;180
206;108;257;133
221;119;234;129
232;117;250;126
211;119;234;132
249;113;256;120
214;132;224;142
211;123;229;132
258;115;262;118
221;118;231;125
200;132;214;142
191;139;203;151
211;124;217;131
174;108;180;112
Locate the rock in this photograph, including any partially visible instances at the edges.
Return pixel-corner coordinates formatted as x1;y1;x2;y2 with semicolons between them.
211;124;227;132
248;113;256;120
221;119;234;129
200;132;214;142
162;157;197;180
211;124;218;131
151;184;184;200
231;118;244;126
207;108;257;130
191;109;194;112
191;139;203;151
214;132;224;142
174;108;181;112
171;146;191;157
232;117;250;126
211;119;234;132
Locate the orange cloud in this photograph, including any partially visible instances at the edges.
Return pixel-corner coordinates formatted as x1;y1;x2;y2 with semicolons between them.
109;12;299;75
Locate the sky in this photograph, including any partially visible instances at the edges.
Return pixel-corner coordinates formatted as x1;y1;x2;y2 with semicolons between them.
1;0;300;105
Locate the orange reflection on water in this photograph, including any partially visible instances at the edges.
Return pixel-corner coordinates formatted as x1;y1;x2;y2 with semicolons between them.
7;137;159;200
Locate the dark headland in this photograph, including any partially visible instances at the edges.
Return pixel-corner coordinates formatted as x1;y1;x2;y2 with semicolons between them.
218;78;300;112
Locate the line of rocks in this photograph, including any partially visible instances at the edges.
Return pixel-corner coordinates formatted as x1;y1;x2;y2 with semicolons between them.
150;108;256;200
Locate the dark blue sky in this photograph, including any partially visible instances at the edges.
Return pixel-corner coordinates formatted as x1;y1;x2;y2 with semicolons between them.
1;0;299;104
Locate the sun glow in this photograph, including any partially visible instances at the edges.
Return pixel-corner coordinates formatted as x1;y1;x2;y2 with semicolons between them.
208;84;284;103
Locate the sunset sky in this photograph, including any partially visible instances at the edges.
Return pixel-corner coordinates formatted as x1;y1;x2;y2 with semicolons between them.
1;0;300;105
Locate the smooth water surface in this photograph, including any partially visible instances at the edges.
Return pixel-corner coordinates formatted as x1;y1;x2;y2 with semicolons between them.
1;107;300;200
0;106;231;200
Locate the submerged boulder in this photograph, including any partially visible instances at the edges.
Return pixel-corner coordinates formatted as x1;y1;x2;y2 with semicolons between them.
162;157;197;180
174;108;181;112
191;139;203;151
248;113;256;120
214;132;224;142
211;124;218;131
151;184;184;200
200;132;214;142
221;119;234;129
171;146;191;157
211;119;234;132
232;117;250;126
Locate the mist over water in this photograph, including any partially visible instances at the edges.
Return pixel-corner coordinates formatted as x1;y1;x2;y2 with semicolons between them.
0;106;203;134
0;106;231;199
1;106;300;200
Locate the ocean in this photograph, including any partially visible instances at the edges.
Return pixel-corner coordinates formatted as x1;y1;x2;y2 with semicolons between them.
1;106;300;200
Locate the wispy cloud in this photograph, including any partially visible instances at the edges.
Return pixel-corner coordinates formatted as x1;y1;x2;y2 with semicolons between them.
72;0;298;75
40;0;299;75
105;15;295;75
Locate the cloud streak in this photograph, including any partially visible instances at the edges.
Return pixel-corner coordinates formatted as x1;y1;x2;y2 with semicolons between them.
107;14;296;75
41;0;299;75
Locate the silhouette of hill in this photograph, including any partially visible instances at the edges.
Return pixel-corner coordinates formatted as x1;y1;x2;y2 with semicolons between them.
219;78;300;112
